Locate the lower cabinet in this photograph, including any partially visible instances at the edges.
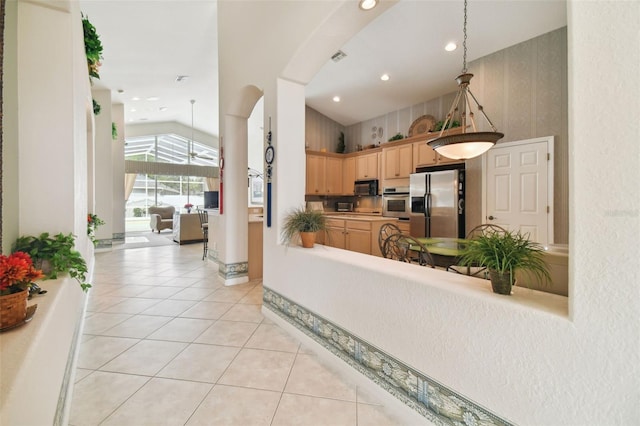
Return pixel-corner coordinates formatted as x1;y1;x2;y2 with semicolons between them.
324;219;371;254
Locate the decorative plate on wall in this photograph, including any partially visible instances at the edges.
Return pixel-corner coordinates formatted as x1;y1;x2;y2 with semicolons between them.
408;114;437;137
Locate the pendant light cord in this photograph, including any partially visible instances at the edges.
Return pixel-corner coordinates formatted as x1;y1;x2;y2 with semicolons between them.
462;0;468;73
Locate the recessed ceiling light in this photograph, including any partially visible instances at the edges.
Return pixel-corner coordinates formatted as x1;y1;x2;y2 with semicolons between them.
333;96;341;103
380;74;390;81
159;107;168;112
117;89;125;93
175;75;189;82
445;42;457;52
132;96;140;101
146;96;159;101
130;108;137;112
359;0;378;11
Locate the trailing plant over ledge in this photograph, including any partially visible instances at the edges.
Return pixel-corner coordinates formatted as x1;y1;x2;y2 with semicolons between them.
82;14;103;80
13;233;91;292
87;213;105;247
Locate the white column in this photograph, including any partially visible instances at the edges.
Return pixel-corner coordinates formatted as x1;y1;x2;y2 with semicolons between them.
92;89;113;247
216;114;249;285
111;103;126;242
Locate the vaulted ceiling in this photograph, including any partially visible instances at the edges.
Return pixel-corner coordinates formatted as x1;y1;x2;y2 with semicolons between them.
80;0;566;140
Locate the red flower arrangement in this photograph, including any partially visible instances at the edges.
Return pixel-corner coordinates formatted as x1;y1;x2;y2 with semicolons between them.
184;203;194;209
0;252;44;296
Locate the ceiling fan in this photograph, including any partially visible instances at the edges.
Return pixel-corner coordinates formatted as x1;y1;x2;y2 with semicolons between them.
189;151;214;161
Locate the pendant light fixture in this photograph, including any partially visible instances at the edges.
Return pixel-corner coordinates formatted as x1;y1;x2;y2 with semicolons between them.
427;0;503;160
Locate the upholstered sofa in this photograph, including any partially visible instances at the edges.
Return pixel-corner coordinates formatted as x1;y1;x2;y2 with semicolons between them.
149;205;175;233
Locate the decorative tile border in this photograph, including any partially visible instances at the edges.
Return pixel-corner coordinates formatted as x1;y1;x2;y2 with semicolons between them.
207;249;248;280
96;239;112;249
263;287;514;426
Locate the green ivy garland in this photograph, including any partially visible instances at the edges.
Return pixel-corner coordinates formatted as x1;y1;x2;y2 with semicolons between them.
82;14;103;80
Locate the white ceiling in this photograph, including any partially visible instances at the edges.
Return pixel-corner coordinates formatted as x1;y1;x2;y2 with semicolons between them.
80;0;566;139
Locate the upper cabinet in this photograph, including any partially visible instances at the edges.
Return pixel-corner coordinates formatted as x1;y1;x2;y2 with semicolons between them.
412;141;437;169
356;152;378;180
306;153;343;195
382;144;413;179
343;157;356;195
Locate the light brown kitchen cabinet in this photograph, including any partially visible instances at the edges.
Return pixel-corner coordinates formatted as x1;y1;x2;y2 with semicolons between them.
306;154;343;195
436;153;462;164
325;157;343;194
413;141;437;168
324;218;372;255
322;215;391;257
356;152;378;180
342;157;356;195
383;144;413;179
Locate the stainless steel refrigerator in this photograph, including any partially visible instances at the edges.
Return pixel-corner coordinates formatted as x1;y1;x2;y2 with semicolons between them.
409;164;465;238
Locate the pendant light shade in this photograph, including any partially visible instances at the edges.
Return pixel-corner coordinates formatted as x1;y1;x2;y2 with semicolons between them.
427;1;503;160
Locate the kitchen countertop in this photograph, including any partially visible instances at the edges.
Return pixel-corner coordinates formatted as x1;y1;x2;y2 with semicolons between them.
324;213;394;222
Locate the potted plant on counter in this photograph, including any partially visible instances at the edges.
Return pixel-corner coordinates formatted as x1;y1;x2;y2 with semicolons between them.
281;206;326;248
458;230;550;295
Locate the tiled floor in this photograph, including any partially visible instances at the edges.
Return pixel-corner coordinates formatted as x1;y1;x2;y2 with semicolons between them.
69;242;405;425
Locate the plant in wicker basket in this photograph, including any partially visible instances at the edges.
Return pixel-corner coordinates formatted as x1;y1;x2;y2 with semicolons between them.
458;230;550;295
0;252;44;329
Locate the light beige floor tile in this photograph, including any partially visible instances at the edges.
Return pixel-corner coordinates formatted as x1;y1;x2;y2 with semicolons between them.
219;303;264;323
189;278;223;289
76;336;139;369
238;287;264;304
356;402;404;426
147;317;214;342
140;299;197;316
103;297;161;314
179;301;234;319
101;378;212;426
169;287;216;301
285;354;356;402
356;386;384;405
87;284;122;296
73;368;94;383
86;295;127;312
69;371;149;425
99;340;187;376
103;285;152;298
204;287;251;303
218;348;295;392
194;320;259;347
101;314;172;338
272;393;357;426
186;385;280;426
135;286;183;299
157;343;239;383
155;276;202;287
82;312;132;335
245;323;301;353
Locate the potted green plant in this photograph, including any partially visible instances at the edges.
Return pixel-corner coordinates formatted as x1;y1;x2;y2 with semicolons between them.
13;233;91;292
458;230;550;295
281;206;326;248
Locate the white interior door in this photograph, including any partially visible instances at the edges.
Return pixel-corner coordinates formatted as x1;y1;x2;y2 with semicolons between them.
483;136;554;246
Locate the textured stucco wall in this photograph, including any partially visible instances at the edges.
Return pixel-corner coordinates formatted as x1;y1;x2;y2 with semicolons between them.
265;1;640;424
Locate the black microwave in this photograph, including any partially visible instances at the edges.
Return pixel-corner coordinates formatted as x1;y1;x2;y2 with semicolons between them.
354;179;379;196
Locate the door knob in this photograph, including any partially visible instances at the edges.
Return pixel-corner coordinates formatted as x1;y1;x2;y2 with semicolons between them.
488;215;495;220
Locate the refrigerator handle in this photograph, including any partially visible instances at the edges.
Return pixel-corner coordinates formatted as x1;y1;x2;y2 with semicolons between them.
426;193;431;218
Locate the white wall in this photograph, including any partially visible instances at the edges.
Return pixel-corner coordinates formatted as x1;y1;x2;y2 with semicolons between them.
262;1;640;425
1;1;93;424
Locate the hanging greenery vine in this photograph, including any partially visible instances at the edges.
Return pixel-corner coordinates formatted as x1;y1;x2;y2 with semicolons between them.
82;14;103;80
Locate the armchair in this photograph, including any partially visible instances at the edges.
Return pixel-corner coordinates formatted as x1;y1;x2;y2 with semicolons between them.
149;205;175;233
